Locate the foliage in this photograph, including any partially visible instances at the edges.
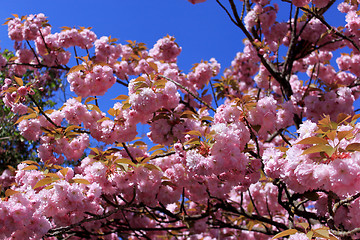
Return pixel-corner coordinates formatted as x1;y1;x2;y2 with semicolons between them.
0;49;63;173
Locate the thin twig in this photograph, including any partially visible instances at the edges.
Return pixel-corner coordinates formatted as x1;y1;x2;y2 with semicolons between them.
159;75;216;112
28;94;61;128
122;142;138;164
26;40;41;65
300;5;360;52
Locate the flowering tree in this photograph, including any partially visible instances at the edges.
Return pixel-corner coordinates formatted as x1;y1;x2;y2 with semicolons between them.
1;0;360;239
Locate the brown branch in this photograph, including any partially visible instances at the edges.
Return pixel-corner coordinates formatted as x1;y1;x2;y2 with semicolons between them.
333;192;360;216
28;94;61;129
331;227;360;238
216;0;293;100
213;219;278;235
46;207;121;237
6;62;70;71
299;5;360;52
121;142;137;164
26;40;41;65
116;78;129;87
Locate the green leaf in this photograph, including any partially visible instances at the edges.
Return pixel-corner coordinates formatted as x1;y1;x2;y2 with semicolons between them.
133;141;146;146
66;65;85;76
148;62;158;72
33;177;54;189
22;165;39;171
5;189;19;197
297;137;328;145
112;95;129;100
22;160;40;166
72;178;91;185
352;114;360;122
115;158;135;165
16;113;37;124
271;229;298;239
148;145;164;152
302;144;333;155
134;76;146;82
326;130;336;141
337;130;353;141
345;143;360;152
306;231;314;239
87;104;101;113
84;97;97;104
64;125;82;134
44;173;60;179
154;79;167;86
89;147;100;155
60;168;69;177
186;130;202;137
151;149;164;156
14;76;23;86
97;117;110;123
336;113;350;124
143;163;162;171
201;116;213;121
297;222;309;230
313;227;330;239
122;103;131;109
184;138;200;145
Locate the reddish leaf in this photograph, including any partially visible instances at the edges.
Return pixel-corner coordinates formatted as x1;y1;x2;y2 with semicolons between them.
5;189;19;197
112;95;129;100
302;144;333;155
22;165;39;171
14;76;23;86
346;143;360;152
72;179;91;185
297;137;328;145
33;177;54;189
22;160;40;166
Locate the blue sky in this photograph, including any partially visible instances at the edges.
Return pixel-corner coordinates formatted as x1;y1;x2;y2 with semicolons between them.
0;0;347;77
0;0;348;92
0;1;251;116
0;0;245;72
0;0;251;144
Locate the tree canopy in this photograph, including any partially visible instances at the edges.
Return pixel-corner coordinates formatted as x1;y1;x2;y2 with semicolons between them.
1;0;360;239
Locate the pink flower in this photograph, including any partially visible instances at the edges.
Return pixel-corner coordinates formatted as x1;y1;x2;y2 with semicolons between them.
18;118;42;141
187;59;220;90
67;64;116;97
149;36;182;62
